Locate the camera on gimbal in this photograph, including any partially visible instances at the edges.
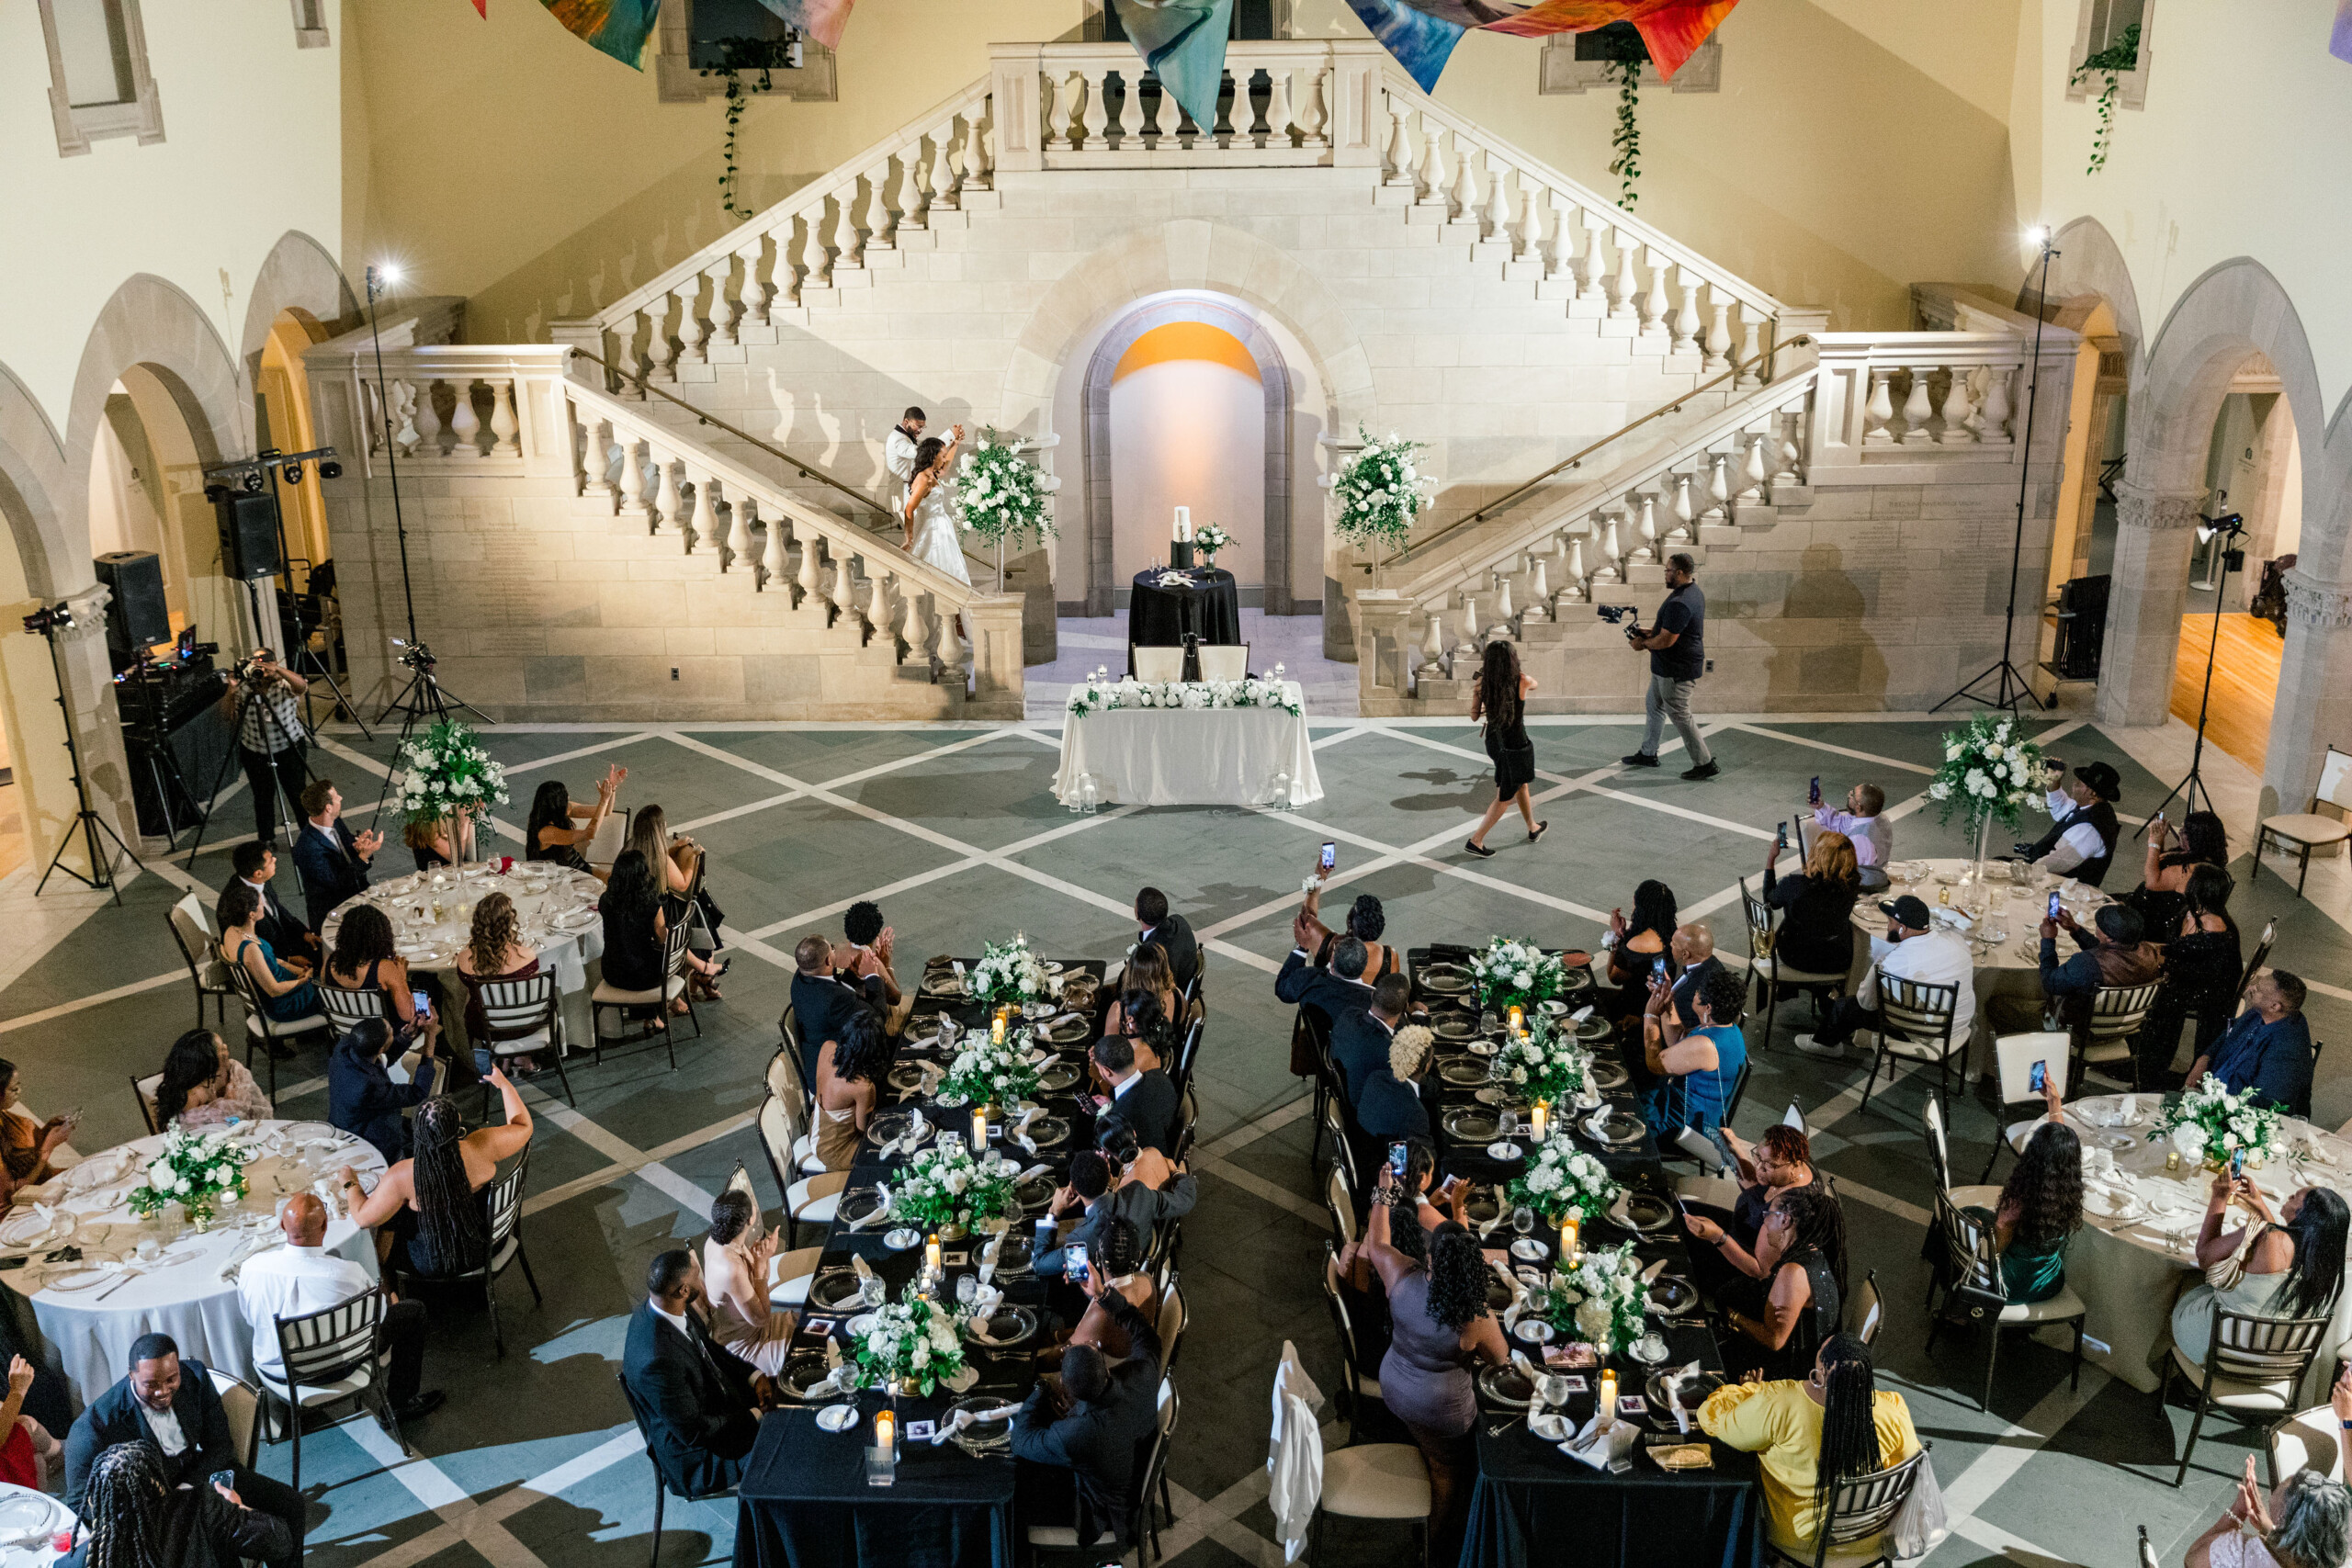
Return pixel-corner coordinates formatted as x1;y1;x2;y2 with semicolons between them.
392;637;437;674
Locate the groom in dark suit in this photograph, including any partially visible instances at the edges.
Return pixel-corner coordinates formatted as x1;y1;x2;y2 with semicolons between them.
289;778;381;933
621;1251;760;1498
1134;887;1198;990
1090;1035;1182;1156
229;840;317;962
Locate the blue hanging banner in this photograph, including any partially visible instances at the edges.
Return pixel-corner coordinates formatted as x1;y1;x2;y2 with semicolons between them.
1110;0;1237;133
1341;0;1464;94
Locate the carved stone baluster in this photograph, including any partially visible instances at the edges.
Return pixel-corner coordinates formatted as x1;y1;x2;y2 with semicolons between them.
933;596;964;670
1939;366;1977;444
796;533;824;605
1481;158;1511;239
646;299;679;384
1524;558;1549;619
831;549;862;621
895;141;929;232
1264;66;1294;149
487;378;520;457
1979;366;2015;446
726;489;754;568
832;182;864;269
1111;73;1140;148
1419;610;1446;674
1044;71;1070;149
1897;368;1934;446
1640;249;1669;337
1703;299;1733;373
448;380;482;457
1610;231;1638;318
1738;433;1768;504
1453;593;1479;657
1080;66;1111;151
1298;64;1329;148
1577;216;1609;303
1416;125;1448;209
1773;406;1804;484
863;160;894;251
1861;369;1894;445
864;570;891;639
800;209;832;290
413;380;445;455
574;403;611;497
652;450;684;534
1592;513;1622;581
931;124;962;209
616;433;648;517
1450;145;1478;221
739;238;773;326
1671;273;1701;355
961;112;991;188
706;258;739;349
759;503;786;588
1384;100;1415;186
1703;454;1730;522
389;380;418;455
1736;316;1764;386
1514;179;1544;261
1633;493;1657;559
1563;536;1588;594
1150;73;1182;145
674;282;708;367
900;582;928;658
687;471;718;556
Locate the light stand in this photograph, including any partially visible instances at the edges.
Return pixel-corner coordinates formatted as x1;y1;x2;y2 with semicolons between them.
1935;229;2061;717
181;654;316;865
24;604;145;904
203;448;369;739
2137;510;2245;838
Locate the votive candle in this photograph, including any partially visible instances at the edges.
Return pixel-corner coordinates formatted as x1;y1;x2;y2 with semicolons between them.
925;1233;942;1278
1507;1005;1524;1034
1530;1102;1549;1142
875;1409;896;1458
1598;1370;1618;1428
973;1108;989;1147
990;1014;1006;1044
1560;1216;1579;1263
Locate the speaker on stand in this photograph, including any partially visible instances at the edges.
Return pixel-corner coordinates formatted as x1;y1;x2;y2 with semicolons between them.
94;550;172;661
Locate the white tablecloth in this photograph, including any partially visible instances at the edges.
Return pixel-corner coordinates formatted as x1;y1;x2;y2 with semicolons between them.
0;1483;72;1562
1843;858;2115;1078
1963;1092;2352;1396
322;863;605;1055
1055;686;1322;808
0;1123;386;1406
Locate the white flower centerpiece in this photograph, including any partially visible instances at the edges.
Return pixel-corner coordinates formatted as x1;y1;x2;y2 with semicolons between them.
1541;1243;1652;1359
1466;937;1572;1016
957;429;1055;590
1926;713;2048;884
966;934;1057;1013
1504;1132;1621;1225
1065;668;1302;720
848;1281;973;1396
397;719;510;840
1332;426;1433;559
1193;522;1233;565
936;1028;1043;1110
2150;1074;2287;1171
888;1142;1023;1238
126;1126;254;1230
1491;1015;1589;1108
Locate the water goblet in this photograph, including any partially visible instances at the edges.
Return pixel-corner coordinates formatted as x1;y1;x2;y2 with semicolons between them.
1498;1110;1518;1142
1512;1205;1534;1238
861;1274;887;1309
1539;1373;1572;1413
956;1274;978;1307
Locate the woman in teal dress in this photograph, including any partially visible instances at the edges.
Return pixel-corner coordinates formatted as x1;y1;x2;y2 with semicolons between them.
1963;1119;2082;1303
2173;1173;2349;1369
216;881;320;1023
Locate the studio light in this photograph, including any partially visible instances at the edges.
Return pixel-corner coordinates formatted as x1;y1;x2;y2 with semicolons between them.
318;459;342;479
281;462;303;485
2196;513;2244;547
2026;224;2051;246
242;468;266;493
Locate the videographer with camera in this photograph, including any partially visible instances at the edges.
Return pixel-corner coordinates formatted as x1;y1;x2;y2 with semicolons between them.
217;647;311;844
1617;552;1719;781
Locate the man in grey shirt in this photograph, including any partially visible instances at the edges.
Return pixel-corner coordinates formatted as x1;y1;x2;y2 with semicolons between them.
1621;553;1717;780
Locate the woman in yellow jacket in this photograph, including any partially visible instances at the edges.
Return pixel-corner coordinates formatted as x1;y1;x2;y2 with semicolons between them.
1700;1334;1922;1557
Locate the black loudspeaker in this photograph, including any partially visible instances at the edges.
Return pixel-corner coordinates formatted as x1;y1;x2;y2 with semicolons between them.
214;490;282;581
94;550;171;652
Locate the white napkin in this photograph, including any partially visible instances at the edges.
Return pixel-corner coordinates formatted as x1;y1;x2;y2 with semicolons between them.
931;1411;976;1445
1563;1414;1639;1471
846;1184;891;1233
1664;1359;1701;1433
1510;1348;1541;1382
942;1364;978;1393
2121;1094;2140;1123
1024;1048;1050;1066
1017;1163;1052;1185
219;1235;277;1281
1014;1127;1039;1156
971;1283;1003;1314
851;1254;877;1284
1640;1258;1668;1285
1584;1108;1613;1142
1478;1206;1507;1240
978;1233;1001;1286
1570;1006;1593;1023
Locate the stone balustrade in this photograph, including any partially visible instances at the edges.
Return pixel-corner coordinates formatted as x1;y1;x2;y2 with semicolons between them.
989;39;1381;169
1807;332;2071;468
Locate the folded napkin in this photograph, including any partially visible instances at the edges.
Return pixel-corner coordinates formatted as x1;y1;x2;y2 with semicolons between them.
1640;1258;1668;1285
933;1402;1023;1441
851;1254;877;1283
978;1233;1001;1286
1663;1359;1702;1433
846;1184;892;1233
1024;1048;1050;1066
971;1283;1003;1315
1478;1207;1507;1241
219;1236;278;1281
942;1364;979;1394
1510;1348;1541;1382
1563;1415;1639;1471
1017;1163;1052;1185
1584;1109;1613;1142
1570;1006;1593;1023
1014;1127;1038;1156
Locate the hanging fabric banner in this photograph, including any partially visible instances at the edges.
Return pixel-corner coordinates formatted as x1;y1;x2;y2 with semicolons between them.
470;0;488;17
1341;0;1464;93
1359;0;1741;89
751;0;857;51
1109;0;1237;134
538;0;663;68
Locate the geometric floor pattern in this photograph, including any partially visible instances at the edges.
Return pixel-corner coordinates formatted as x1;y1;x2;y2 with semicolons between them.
4;698;2348;1568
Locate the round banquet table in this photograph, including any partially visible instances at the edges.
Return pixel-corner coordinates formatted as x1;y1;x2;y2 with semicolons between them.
321;861;605;1056
1126;565;1240;668
0;1122;387;1407
1841;858;2115;1080
1956;1092;2352;1397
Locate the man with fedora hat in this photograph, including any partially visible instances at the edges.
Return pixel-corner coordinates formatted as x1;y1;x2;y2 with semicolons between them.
2014;757;2123;887
1793;893;1973;1058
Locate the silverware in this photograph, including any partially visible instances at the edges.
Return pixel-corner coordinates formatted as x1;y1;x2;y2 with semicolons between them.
1487;1414;1522;1437
93;1269;141;1303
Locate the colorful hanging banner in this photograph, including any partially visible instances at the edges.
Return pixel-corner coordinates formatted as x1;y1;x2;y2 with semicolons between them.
1361;0;1741;88
1110;0;1238;133
2335;0;2352;63
470;0;488;16
1341;0;1464;93
538;0;662;68
751;0;857;52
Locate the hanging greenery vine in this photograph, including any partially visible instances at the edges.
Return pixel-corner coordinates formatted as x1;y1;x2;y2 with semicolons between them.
2070;23;2141;176
1592;24;1650;209
700;36;800;220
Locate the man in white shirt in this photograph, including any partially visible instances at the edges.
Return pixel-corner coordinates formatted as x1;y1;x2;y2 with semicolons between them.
883;406;926;513
1810;782;1892;887
237;1194;441;1420
1794;895;1973;1057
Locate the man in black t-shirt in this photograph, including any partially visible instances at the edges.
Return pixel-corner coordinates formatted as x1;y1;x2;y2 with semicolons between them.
1621;552;1719;780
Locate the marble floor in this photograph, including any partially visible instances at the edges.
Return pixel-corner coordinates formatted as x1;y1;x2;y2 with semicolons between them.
0;694;2346;1568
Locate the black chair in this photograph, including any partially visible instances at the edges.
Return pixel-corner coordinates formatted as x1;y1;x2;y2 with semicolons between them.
1848;1268;1885;1348
592;920;699;1065
1321;1244;1385;1445
1856;975;1962;1126
2165;1301;2334;1488
2071;980;2162;1090
1740;875;1847;1048
616;1370;735;1568
1027;1377;1180;1564
390;1151;542;1358
1300;1009;1339;1170
259;1289;401;1495
1764;1444;1931;1568
1925;1190;2086;1411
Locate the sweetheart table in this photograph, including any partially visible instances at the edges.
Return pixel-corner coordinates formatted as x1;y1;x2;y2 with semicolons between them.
1053;682;1321;809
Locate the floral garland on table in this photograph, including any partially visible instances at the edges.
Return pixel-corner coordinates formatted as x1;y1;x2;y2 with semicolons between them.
1541;1243;1652;1359
936;1028;1043;1109
396;719;510;829
966;934;1057;1012
127;1127;253;1228
1491;1015;1589;1108
2150;1075;2287;1168
1926;713;2048;835
957;430;1055;553
1467;937;1572;1016
888;1142;1023;1235
1193;523;1233;563
1504;1133;1621;1225
1332;427;1432;555
848;1282;973;1396
1065;671;1302;720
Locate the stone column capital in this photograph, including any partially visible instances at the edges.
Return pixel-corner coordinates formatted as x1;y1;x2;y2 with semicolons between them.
2284;570;2352;632
2109;479;2207;533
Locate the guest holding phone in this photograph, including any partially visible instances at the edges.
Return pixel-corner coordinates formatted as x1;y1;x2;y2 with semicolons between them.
326;904;445;1063
1957;1074;2080;1304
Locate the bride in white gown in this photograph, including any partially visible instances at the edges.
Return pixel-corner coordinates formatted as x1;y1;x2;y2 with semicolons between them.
901;427;971;588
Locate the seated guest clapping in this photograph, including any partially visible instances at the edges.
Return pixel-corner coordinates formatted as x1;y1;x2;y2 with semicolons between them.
1357;1022;1435;1145
1275;925;1375;1031
0;1356;60;1493
289;778;382;934
1041;1145;1198;1281
1988;902;2161;1037
2185;971;2317;1112
524;765;624;874
835;900;910;1035
1682;1125;1834;1308
789;933;883;1089
2185;1401;2352;1568
1794;895;1973;1059
238;1193;440;1421
341;1073;533;1277
622;1250;760;1496
1010;1267;1164;1553
1716;1188;1846;1382
1762;829;1860;979
64;1334;305;1562
813;1010;891;1172
1809;782;1893;887
58;1440;294;1568
1296;864;1404;983
701;1190;794;1380
153;1029;271;1131
2175;1179;2347;1371
1699;1336;1920;1562
1091;1035;1181;1157
1331;975;1419;1105
327;1019;435;1164
1638;966;1748;1156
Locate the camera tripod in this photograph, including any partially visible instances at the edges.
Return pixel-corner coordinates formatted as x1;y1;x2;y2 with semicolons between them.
183;662;315;865
26;613;145;904
371;640;491;821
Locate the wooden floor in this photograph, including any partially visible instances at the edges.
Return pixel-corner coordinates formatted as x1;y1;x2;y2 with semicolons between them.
2172;610;2283;770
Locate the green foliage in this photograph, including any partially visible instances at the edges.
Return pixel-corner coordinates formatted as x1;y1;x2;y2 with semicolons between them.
1591;24;1649;210
700;36;800;220
2070;23;2140;175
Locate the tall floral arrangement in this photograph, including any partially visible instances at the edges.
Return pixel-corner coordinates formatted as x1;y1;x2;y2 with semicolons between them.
967;935;1056;1011
1332;427;1432;555
1926;713;2048;835
888;1142;1022;1235
1541;1243;1651;1357
957;430;1055;554
2151;1075;2286;1168
848;1282;972;1396
1504;1132;1620;1224
1467;937;1571;1016
396;720;509;830
1491;1016;1589;1107
127;1127;253;1228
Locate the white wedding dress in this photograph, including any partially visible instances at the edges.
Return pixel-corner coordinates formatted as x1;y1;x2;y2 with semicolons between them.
908;478;972;587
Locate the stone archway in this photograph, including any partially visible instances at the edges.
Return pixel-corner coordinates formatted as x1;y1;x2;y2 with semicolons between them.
1080;296;1295;616
2032;219;2147;375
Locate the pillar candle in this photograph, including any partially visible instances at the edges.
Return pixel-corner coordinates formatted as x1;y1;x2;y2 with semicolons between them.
1507;1004;1523;1034
875;1409;896;1458
991;1014;1006;1044
1173;505;1191;540
973;1108;989;1147
1530;1102;1548;1142
1560;1215;1578;1263
1599;1370;1618;1427
925;1233;942;1277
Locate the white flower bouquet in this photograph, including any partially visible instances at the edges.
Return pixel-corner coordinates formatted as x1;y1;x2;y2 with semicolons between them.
2151;1074;2288;1167
1332;426;1432;554
1541;1243;1652;1358
848;1281;973;1396
1193;522;1233;562
887;1142;1023;1234
937;1028;1043;1109
967;934;1057;1011
396;719;509;830
1467;937;1571;1015
1504;1132;1621;1224
956;429;1054;551
1065;669;1302;719
1926;713;2048;834
1491;1015;1589;1107
127;1126;253;1227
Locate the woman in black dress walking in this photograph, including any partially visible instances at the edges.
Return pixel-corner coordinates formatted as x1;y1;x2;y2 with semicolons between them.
1464;641;1545;857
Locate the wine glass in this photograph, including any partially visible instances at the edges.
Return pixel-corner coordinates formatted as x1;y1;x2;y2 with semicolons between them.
956;1274;978;1307
1512;1205;1534;1239
1498;1109;1518;1142
1539;1373;1572;1414
860;1274;886;1309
